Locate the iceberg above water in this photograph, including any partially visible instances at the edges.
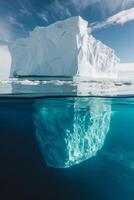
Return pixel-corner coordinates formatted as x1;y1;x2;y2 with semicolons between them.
34;98;111;168
9;16;119;78
8;16;117;168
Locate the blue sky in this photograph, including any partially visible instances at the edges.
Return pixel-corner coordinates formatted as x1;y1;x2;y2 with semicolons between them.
0;0;134;68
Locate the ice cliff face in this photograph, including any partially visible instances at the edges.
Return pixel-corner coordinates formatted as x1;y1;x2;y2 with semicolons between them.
9;16;119;78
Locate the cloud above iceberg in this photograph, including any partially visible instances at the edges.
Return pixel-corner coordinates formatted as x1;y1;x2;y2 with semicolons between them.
0;0;133;63
0;20;12;43
0;45;11;77
91;7;134;31
71;0;134;15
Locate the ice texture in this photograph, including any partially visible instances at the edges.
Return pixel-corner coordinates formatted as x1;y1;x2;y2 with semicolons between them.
9;16;119;78
34;98;111;168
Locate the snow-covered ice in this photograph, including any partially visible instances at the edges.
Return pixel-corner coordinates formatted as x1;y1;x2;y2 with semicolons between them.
9;16;119;78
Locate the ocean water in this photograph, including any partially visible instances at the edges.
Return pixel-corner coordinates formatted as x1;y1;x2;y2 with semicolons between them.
0;78;134;200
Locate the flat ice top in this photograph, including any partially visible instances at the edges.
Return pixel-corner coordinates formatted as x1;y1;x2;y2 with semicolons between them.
9;16;119;78
0;77;134;98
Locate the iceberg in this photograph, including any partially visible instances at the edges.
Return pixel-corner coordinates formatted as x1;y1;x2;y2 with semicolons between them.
33;98;111;168
9;16;119;78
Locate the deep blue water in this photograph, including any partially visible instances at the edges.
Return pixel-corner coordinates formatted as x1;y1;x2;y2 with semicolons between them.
0;97;134;200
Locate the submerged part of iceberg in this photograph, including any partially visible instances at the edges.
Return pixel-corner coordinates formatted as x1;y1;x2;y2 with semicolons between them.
9;16;119;78
33;98;111;168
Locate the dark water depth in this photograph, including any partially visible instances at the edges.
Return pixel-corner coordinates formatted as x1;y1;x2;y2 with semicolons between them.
0;97;134;200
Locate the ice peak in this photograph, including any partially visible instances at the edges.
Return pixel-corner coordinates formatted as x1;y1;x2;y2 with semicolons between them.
50;15;88;35
64;15;87;25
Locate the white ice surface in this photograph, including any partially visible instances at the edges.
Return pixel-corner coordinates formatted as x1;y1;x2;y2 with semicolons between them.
9;16;119;78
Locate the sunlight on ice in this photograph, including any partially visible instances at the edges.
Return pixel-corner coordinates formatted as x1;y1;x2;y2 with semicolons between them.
9;16;119;78
34;98;111;168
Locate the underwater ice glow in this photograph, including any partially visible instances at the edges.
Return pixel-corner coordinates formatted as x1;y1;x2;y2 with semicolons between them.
34;97;111;168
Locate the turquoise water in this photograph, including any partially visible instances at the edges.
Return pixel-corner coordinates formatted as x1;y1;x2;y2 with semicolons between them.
0;96;134;199
0;79;134;199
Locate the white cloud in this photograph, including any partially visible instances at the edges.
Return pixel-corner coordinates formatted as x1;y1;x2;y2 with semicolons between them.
121;0;134;9
19;8;32;16
8;16;23;28
17;0;35;16
71;0;134;14
37;1;72;24
100;0;134;14
92;7;134;31
0;14;24;44
48;0;72;19
37;12;49;23
65;8;72;17
0;45;11;78
0;20;12;43
71;0;98;9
